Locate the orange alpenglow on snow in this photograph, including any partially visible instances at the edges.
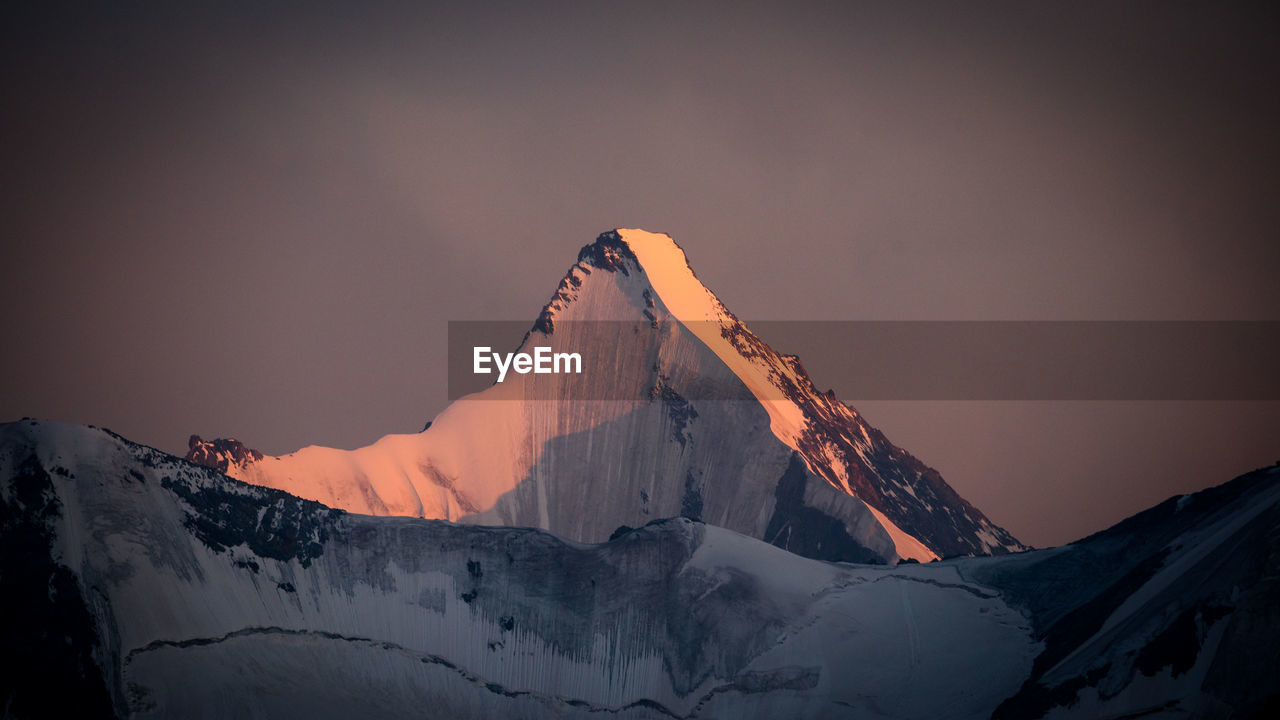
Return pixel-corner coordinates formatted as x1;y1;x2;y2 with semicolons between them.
188;229;1024;564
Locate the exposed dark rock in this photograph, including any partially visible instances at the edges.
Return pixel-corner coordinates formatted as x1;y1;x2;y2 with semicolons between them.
764;454;883;564
680;471;703;522
159;475;338;568
1136;603;1232;678
650;378;697;449
0;455;115;720
184;435;264;474
576;231;636;275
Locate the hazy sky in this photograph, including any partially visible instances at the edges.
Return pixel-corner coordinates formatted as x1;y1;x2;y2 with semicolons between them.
3;2;1277;547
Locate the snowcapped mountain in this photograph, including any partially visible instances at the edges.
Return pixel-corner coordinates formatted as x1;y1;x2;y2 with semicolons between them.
5;420;1276;718
188;228;1020;563
970;463;1280;719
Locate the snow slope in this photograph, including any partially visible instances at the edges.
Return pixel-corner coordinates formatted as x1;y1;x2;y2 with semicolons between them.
962;463;1280;719
190;229;1020;563
2;420;1035;719
5;421;1276;718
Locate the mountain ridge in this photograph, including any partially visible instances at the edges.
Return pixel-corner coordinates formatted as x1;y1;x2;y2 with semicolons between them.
5;418;1276;718
186;228;1021;562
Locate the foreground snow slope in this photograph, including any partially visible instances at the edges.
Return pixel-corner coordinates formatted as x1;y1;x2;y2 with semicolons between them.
4;420;1034;719
190;229;1020;563
966;463;1280;719
5;420;1277;718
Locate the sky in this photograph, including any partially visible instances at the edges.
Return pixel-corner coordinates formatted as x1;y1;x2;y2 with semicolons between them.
3;1;1278;547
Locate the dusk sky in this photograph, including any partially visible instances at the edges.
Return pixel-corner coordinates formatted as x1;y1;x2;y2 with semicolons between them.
3;2;1277;547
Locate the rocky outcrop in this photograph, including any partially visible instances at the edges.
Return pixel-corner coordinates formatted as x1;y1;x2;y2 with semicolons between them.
184;435;263;474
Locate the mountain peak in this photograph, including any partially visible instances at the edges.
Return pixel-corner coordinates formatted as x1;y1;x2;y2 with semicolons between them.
575;230;638;273
539;228;727;333
184;228;1023;563
616;228;731;324
538;228;734;335
576;228;690;274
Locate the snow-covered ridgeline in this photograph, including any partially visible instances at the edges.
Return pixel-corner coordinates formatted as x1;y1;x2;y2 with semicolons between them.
3;420;1038;719
9;420;1278;718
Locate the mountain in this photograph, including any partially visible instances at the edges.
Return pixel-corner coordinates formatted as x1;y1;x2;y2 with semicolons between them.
187;228;1020;563
4;420;1277;718
971;461;1280;719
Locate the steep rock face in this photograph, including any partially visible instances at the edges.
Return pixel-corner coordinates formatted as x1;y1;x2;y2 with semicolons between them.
187;229;1021;563
4;420;1037;719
